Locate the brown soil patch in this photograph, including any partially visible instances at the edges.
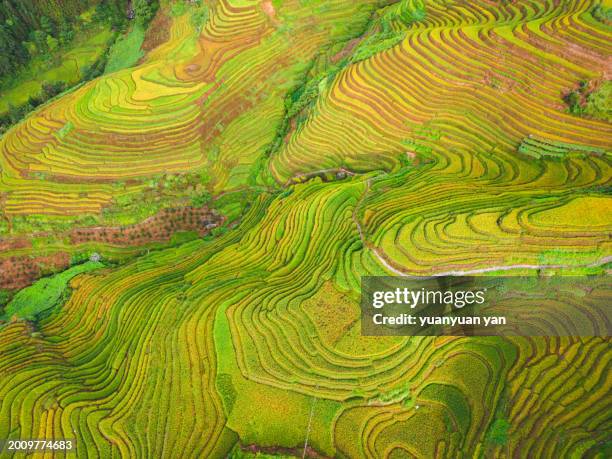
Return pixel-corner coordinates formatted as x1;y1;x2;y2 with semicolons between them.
242;443;329;459
262;0;275;17
185;64;202;73
0;252;70;290
481;69;516;93
331;38;361;63
0;206;223;291
141;8;171;53
69;206;223;246
0;237;31;252
525;34;610;78
262;0;280;26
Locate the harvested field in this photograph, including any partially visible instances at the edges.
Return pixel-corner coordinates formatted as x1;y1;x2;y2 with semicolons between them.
0;252;70;290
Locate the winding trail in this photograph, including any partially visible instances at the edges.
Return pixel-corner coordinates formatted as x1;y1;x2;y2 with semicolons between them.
353;179;612;277
302;384;319;459
372;249;612;277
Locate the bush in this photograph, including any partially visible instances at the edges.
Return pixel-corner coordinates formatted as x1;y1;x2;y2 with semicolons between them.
191;191;212;207
563;90;582;115
41;81;67;99
32;30;49;55
584;80;612;122
135;0;160;26
0;30;115;135
95;0;131;31
40;16;56;37
59;21;75;46
592;5;612;24
398;1;426;25
104;25;145;73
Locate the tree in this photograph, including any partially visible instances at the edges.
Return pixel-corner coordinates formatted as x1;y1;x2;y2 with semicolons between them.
58;21;74;46
94;0;129;31
40;16;56;37
32;29;48;55
135;0;158;25
27;95;42;107
46;35;59;52
0;23;29;79
564;91;582;115
7;104;26;124
191;191;212;207
41;81;66;99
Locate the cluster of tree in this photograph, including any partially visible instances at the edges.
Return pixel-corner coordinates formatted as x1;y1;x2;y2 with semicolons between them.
0;0;96;80
0;81;66;132
191;191;212;207
93;0;159;30
0;0;160;81
592;4;612;24
93;0;130;30
0;0;162;81
0;30;117;136
563;80;589;116
0;0;161;135
134;0;160;26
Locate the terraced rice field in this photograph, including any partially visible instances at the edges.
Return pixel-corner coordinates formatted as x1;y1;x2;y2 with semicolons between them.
0;0;611;457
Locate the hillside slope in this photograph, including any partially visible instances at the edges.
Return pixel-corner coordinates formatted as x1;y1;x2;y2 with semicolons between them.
0;0;611;457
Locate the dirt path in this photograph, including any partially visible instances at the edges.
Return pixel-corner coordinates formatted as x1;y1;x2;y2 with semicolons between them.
372;249;612;277
302;384;320;459
286;167;355;186
353;178;612;277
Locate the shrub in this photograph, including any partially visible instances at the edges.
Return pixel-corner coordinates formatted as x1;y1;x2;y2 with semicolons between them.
41;81;67;99
592;5;612;24
191;191;213;207
563;90;582;115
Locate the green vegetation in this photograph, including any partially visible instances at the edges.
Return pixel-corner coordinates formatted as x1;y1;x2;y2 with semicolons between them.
350;0;427;64
518;135;607;159
104;0;159;73
190;1;209;30
592;4;612;25
170;1;187;17
0;0;610;457
392;0;427;25
0;0;95;79
487;419;511;446
94;0;131;31
564;80;612;122
134;0;160;26
57;120;74;139
0;290;11;311
0;290;9;303
228;446;293;459
350;29;406;63
584;80;612;122
169;230;199;245
191;190;212;207
285;70;322;119
0;0;161;131
0;18;114;132
216;373;237;414
105;23;145;73
1;261;103;322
